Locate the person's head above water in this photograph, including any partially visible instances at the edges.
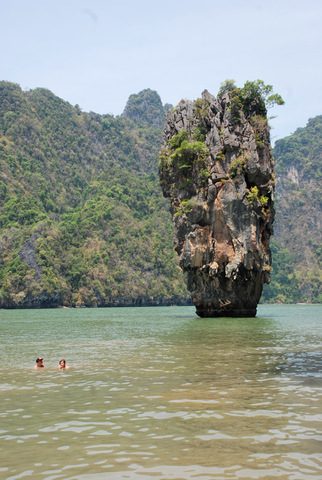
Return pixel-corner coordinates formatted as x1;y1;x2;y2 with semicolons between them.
35;357;44;368
58;359;66;369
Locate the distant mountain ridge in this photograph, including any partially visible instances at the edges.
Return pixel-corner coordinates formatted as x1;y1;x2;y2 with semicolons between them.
122;88;168;129
0;81;320;307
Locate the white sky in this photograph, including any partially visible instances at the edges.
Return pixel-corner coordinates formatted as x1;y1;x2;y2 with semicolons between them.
1;0;322;141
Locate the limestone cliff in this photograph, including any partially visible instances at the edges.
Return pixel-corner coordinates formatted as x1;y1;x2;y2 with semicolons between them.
160;82;278;317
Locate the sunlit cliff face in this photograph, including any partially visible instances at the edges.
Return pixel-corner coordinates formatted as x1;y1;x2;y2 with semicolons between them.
160;87;275;317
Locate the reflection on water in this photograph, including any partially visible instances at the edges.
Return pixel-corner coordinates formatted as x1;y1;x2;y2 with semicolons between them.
0;304;322;479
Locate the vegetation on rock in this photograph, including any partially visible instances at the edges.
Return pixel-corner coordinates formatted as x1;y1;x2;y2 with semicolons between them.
159;81;280;317
218;79;285;119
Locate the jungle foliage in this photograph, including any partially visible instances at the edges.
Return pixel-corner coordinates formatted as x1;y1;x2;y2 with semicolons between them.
262;116;322;303
0;82;188;307
0;81;320;307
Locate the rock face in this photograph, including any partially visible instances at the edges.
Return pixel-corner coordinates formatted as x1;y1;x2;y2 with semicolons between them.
159;85;275;317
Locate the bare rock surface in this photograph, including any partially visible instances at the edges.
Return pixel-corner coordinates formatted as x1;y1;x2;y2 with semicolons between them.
159;85;275;317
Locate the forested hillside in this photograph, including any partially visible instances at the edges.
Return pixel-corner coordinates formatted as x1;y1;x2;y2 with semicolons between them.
0;81;320;307
0;82;188;307
262;116;322;303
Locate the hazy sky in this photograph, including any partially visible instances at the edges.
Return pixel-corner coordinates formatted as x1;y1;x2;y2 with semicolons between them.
1;0;322;141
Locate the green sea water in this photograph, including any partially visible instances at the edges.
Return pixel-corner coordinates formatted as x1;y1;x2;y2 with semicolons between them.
0;304;322;479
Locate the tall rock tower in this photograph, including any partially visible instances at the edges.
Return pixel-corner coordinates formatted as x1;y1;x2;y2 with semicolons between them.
160;81;281;317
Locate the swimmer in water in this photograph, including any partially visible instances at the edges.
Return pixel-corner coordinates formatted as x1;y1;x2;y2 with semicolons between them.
58;359;69;369
34;357;45;369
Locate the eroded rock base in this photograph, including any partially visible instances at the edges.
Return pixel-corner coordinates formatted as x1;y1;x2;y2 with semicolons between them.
196;306;257;318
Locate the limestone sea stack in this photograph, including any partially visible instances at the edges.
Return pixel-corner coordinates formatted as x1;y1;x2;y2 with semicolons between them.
159;81;280;317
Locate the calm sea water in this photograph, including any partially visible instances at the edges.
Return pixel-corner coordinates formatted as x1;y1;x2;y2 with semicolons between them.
0;304;322;480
